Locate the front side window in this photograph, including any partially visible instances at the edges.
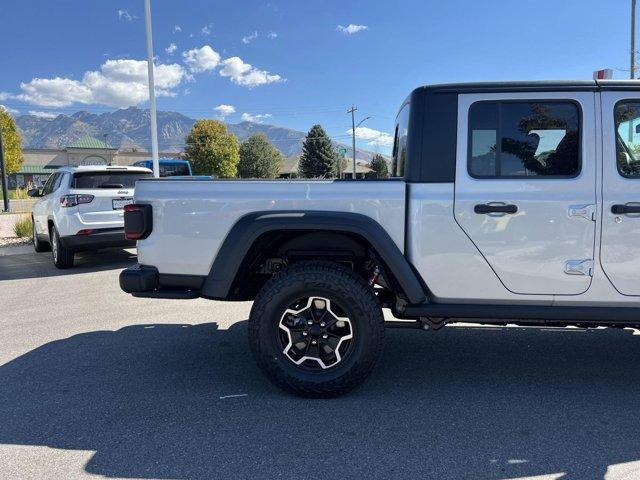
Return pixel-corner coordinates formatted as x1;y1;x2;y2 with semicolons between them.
469;101;580;178
42;173;58;195
391;103;410;177
615;101;640;177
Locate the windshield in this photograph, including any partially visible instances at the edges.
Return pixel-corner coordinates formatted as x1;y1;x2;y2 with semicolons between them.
72;171;153;189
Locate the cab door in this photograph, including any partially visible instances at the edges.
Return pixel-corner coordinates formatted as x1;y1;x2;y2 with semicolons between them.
600;93;640;295
454;92;597;295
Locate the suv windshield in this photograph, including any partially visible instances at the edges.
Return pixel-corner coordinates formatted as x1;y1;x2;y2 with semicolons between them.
72;171;153;189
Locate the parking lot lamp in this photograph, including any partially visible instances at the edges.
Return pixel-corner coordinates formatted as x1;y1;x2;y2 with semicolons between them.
144;0;160;178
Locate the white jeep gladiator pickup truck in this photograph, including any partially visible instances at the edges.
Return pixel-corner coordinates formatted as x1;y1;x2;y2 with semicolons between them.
121;80;640;397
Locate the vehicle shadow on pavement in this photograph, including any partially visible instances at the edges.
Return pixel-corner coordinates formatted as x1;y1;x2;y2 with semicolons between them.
0;248;136;281
1;322;640;479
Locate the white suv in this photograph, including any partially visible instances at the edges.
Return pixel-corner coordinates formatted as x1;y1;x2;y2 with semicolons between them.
29;165;153;268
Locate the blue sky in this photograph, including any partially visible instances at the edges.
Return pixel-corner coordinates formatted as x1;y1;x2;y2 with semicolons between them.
0;0;634;154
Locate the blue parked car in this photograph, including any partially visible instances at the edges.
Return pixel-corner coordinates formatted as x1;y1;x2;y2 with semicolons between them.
133;158;192;177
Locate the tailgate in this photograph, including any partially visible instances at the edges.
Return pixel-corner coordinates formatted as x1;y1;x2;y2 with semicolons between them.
76;188;134;224
72;170;152;225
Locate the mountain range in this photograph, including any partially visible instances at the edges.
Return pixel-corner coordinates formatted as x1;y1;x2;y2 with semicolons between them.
15;107;386;162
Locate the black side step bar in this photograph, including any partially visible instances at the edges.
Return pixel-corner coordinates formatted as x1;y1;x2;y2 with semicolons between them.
132;289;200;300
398;303;640;324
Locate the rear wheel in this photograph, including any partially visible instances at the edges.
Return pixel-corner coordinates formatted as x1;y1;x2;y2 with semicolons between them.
249;261;385;397
50;225;74;269
32;217;50;252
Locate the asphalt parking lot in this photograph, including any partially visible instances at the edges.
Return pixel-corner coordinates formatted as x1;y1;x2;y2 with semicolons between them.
2;250;640;479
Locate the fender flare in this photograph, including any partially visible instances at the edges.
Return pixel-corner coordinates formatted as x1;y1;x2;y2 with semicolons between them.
200;210;427;304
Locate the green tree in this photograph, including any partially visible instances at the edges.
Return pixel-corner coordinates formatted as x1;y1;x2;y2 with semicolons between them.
368;154;389;179
238;133;283;178
184;119;239;178
298;124;337;178
0;109;23;174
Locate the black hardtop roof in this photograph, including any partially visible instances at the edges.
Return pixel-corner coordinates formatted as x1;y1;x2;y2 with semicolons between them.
414;79;640;95
397;80;640;118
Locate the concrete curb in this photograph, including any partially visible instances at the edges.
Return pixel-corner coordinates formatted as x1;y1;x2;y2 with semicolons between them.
0;243;34;256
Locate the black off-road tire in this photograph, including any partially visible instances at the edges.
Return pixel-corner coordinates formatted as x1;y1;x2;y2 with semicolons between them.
50;225;74;269
32;217;50;252
249;261;385;397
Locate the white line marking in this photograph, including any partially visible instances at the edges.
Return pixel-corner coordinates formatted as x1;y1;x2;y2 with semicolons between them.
219;394;248;399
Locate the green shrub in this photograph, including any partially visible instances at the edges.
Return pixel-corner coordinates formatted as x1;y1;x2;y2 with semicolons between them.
13;215;32;238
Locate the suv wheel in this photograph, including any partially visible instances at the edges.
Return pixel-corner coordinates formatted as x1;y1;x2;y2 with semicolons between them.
249;261;385;397
50;225;74;269
32;217;50;253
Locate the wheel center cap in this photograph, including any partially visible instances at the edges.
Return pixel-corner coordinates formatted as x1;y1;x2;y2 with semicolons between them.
308;324;323;337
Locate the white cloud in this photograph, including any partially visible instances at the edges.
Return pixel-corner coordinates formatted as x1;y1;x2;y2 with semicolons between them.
0;105;19;115
16;59;187;108
201;23;213;36
214;104;235;119
242;31;258;44
28;110;59;119
17;78;92;107
337;24;368;35
347;126;394;147
267;31;278;39
173;25;182;33
0;92;10;101
165;43;177;55
182;45;221;73
220;57;283;87
241;112;272;123
118;9;134;21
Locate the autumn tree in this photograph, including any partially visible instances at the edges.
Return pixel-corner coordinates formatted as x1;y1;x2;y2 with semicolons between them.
0;109;23;174
184;119;239;177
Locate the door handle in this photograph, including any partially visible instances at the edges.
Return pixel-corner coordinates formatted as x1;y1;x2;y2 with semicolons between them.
474;204;518;215
611;204;640;214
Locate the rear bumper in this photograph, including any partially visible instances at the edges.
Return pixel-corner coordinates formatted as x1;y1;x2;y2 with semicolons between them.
60;228;135;251
119;264;203;299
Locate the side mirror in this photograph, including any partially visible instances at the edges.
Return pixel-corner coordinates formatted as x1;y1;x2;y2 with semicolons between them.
27;188;42;198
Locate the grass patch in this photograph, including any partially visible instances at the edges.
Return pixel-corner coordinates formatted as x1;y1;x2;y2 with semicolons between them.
0;188;30;200
13;215;33;239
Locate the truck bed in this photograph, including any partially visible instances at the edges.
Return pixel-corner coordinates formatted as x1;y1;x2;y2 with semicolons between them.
134;179;406;276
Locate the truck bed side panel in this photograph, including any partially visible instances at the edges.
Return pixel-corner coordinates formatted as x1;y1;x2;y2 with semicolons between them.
134;180;406;276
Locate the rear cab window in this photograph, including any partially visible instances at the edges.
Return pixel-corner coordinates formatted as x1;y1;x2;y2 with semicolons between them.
391;103;410;177
614;101;640;178
468;101;581;178
72;171;153;189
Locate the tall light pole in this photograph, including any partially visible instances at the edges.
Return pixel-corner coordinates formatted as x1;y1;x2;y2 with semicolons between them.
633;0;637;79
144;0;160;177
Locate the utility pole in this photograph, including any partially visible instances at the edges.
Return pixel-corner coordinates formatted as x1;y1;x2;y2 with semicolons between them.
0;129;8;212
348;105;357;179
633;0;637;79
144;0;160;178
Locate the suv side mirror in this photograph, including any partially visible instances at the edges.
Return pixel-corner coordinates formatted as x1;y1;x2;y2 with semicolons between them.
27;188;42;198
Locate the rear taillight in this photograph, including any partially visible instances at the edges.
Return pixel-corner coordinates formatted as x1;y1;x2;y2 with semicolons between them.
124;203;153;240
60;194;94;207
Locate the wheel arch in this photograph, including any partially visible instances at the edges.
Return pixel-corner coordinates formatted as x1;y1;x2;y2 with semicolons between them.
200;211;427;303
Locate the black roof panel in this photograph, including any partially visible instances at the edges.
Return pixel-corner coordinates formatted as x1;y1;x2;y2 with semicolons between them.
410;79;640;95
